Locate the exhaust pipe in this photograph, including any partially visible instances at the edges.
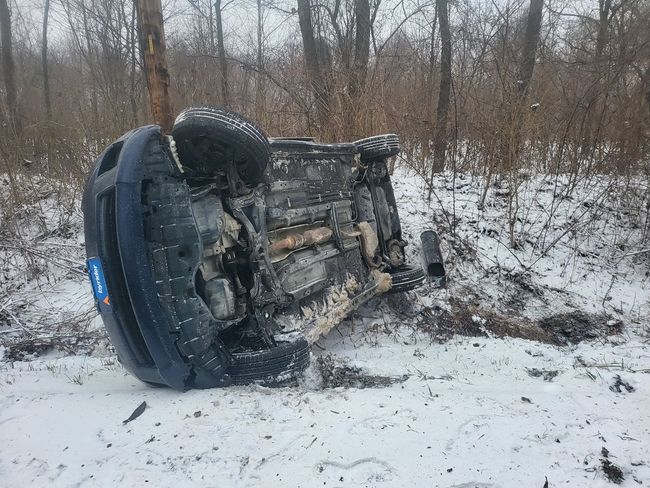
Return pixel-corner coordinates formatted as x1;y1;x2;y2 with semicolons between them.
420;230;446;287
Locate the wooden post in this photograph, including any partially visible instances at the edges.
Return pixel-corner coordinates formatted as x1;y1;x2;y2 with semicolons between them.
137;0;174;132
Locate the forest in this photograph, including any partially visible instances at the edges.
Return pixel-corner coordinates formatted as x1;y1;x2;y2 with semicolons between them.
1;0;648;179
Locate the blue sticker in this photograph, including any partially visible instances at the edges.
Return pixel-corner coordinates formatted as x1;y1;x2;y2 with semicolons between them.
87;257;110;305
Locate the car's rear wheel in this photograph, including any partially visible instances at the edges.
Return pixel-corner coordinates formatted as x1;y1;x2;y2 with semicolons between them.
354;134;401;162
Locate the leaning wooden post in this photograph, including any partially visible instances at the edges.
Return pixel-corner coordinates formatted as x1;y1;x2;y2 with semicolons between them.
138;0;174;133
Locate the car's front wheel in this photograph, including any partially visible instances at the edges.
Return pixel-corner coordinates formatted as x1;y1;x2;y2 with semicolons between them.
172;107;271;185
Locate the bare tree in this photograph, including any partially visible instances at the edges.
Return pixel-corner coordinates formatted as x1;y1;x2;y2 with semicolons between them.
214;0;229;107
299;0;329;123
430;0;451;180
349;0;370;101
595;0;626;63
297;0;330;131
208;0;216;54
503;0;544;246
518;0;543;98
0;0;19;132
255;0;264;121
427;3;438;120
0;0;647;201
42;0;52;121
497;0;544;172
79;0;99;137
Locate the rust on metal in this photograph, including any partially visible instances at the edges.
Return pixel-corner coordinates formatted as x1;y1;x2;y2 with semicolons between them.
268;227;333;255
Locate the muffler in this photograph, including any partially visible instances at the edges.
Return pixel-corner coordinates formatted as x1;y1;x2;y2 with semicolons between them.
420;230;446;287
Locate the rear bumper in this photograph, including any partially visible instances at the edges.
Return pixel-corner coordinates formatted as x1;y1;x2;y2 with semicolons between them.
82;125;194;390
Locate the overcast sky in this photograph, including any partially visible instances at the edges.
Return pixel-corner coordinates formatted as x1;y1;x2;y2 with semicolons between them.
7;0;598;56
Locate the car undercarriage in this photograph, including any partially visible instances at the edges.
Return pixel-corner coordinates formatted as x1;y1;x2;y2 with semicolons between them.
83;107;444;390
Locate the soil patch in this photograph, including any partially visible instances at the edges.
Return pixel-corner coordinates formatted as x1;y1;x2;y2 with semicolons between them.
609;375;634;393
526;368;559;381
314;355;408;389
601;459;624;484
413;302;622;346
415;300;553;344
538;311;623;345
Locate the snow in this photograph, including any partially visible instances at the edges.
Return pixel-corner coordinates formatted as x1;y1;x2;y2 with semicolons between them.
2;333;649;486
391;169;649;324
1;167;649;486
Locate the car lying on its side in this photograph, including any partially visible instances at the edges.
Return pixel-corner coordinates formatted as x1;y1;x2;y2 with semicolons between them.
83;107;444;390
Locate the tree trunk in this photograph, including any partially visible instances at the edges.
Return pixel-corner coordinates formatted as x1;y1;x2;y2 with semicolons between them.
208;0;215;54
343;0;370;136
644;65;650;119
427;5;438;121
79;0;99;141
518;0;544;98
297;0;330;130
255;0;264;121
430;0;451;181
582;0;612;160
0;0;19;133
504;0;543;246
214;0;229;107
137;0;175;132
502;0;543;173
129;2;140;127
42;0;52;121
349;0;370;101
595;0;612;64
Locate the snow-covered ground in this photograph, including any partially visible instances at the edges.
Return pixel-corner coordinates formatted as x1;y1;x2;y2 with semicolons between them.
1;167;649;487
2;326;649;487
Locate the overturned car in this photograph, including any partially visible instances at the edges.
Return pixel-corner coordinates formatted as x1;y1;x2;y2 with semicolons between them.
83;107;444;390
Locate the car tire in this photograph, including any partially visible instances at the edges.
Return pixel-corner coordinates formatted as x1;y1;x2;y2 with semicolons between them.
172;106;270;185
228;338;311;385
388;264;425;293
354;134;401;162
